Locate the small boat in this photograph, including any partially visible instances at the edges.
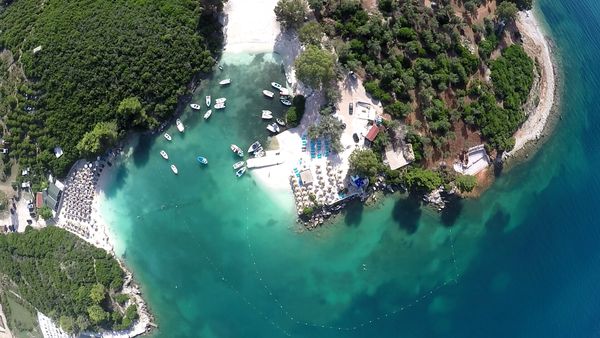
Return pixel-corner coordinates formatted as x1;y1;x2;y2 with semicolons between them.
230;144;244;157
248;141;261;153
276;118;286;126
280;98;292;106
218;64;223;70
261;110;273;120
196;156;208;165
190;103;201;110
233;161;245;170
262;90;274;98
160;150;169;160
214;102;226;110
176;119;185;132
204;110;212;119
266;122;280;133
236;167;246;177
286;73;292;84
219;78;231;85
171;164;178;175
164;133;172;141
254;150;265;158
206;96;211;107
215;97;226;104
271;82;283;90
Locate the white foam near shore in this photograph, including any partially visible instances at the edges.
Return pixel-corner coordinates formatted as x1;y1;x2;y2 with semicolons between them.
509;10;556;155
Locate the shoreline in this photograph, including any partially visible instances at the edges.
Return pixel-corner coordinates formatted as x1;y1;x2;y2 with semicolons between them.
507;10;558;158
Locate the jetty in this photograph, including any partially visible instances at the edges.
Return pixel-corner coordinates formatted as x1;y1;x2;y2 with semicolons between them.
246;151;284;168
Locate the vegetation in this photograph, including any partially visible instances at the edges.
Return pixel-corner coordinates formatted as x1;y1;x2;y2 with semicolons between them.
348;149;381;181
496;1;519;21
295;45;336;90
285;95;306;127
455;174;478;193
76;122;119;158
38;205;53;220
307;111;344;152
274;0;308;29
0;227;134;334
403;167;443;193
0;0;225;180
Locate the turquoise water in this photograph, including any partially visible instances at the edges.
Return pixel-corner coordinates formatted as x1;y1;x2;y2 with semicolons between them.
101;0;600;336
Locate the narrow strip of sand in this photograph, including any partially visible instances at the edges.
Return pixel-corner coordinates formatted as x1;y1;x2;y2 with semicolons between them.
510;10;556;155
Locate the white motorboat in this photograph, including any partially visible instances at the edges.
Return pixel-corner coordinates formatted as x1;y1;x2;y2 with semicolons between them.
262;90;274;98
171;164;178;175
164;133;172;141
160;150;169;160
219;78;231;85
276;118;286;126
233;161;245;170
176;119;185;132
214;102;226;110
280;98;292;106
215;97;226;104
203;110;212;119
271;82;283;90
230;144;244;157
261;110;273;120
205;95;211;107
248;141;261;153
190;103;201;110
236;167;246;177
254;150;265;158
286;73;292;84
266;122;280;133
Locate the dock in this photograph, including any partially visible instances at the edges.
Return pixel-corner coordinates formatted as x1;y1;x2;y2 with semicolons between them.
246;151;284;168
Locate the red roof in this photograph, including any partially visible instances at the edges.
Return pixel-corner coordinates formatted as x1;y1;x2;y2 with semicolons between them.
365;125;380;142
36;192;43;209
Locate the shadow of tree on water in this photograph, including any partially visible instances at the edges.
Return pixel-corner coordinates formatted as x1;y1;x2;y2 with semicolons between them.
132;134;154;168
344;199;364;227
392;195;422;234
485;206;511;234
440;196;463;227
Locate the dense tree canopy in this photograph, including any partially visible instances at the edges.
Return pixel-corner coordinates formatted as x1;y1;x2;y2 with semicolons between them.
349;148;381;180
295;45;336;89
0;227;132;333
274;0;308;29
0;0;224;178
455;174;477;193
403;167;443;192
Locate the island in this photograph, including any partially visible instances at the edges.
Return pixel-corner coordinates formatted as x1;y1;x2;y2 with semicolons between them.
0;0;555;336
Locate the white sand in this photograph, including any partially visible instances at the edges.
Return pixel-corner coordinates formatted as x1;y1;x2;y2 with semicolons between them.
509;10;556;155
222;0;281;54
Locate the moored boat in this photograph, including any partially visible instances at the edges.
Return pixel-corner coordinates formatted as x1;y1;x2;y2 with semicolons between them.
266;122;280;133
230;144;244;157
233;161;245;170
271;82;283;90
205;95;211;107
214;102;226;110
190;103;201;110
248;141;261;153
286;73;292;84
164;133;172;141
261;110;273;120
219;78;231;85
196;156;208;165
280;98;292;106
176;119;185;132
160;150;169;160
215;97;226;104
171;164;178;175
276;118;286;126
236;167;246;177
262;90;274;98
203;110;212;119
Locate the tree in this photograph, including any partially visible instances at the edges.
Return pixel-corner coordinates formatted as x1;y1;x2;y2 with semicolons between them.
89;283;106;304
403;167;443;192
59;316;75;333
117;97;154;129
39;206;53;220
501;0;532;11
307;0;324;14
76;122;119;157
349;149;381;179
385;101;412;118
307;114;344;152
87;305;108;324
455;174;477;193
299;22;323;45
295;46;336;89
496;1;518;21
274;0;307;29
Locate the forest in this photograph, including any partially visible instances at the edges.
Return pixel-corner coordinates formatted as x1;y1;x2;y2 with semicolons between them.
283;0;535;192
0;226;135;333
0;0;225;184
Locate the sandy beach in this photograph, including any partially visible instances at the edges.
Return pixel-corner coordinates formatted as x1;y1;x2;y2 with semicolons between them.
509;10;556;155
222;0;281;54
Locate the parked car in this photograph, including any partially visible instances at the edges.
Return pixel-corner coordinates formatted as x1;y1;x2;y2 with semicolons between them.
0;148;8;154
353;133;360;143
349;102;354;115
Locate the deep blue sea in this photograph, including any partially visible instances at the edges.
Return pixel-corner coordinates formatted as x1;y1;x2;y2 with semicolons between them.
100;0;600;337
